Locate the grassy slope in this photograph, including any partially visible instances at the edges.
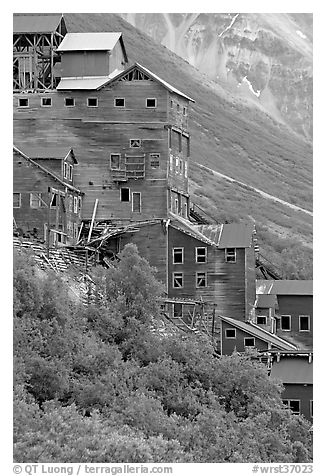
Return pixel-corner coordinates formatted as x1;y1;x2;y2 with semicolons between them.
64;13;313;278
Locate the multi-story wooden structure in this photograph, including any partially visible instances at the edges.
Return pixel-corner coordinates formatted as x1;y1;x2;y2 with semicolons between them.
256;280;313;350
13;145;83;245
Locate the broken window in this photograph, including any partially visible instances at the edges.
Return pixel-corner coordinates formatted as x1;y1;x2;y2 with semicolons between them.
30;192;43;208
256;315;267;325
13;192;21;208
132;192;141;212
225;248;236;263
146;98;157;108
299;315;310;331
130;139;141;148
283;400;300;415
18;98;29;108
120;188;130;202
150;153;160;168
281;315;291;331
87;97;98;107
110;154;121;170
244;337;255;347
196;272;207;288
73;196;78;214
173;248;184;264
196;247;207;263
41;97;52;107
50;192;58;208
65;97;75;107
114;98;125;107
173;303;183;318
173;272;183;288
225;328;236;339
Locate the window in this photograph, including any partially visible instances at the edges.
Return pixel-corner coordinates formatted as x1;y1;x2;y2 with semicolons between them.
281;315;291;331
150;153;160;168
146;98;157;108
173;272;183;288
170;100;173;108
73;223;79;240
65;97;75;107
30;192;44;208
173;303;183;318
183;106;187;116
110;154;121;170
50;192;58;208
87;97;98;107
120;188;130;202
196;272;207;288
283;400;300;415
132;192;141;213
63;162;68;179
73;196;78;214
256;315;267;325
244;337;255;347
225;328;236;339
196;247;207;263
299;315;310;331
68;196;73;213
41;97;52;107
225;248;236;263
18;98;29;108
173;248;184;264
130;139;141;148
13;193;21;208
114;98;125;107
68;165;73;181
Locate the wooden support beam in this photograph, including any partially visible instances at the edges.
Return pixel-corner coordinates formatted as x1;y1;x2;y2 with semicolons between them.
87;199;98;243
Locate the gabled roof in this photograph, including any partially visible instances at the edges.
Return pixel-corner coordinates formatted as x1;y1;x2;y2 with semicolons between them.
13;145;83;195
270;357;313;384
256;280;313;296
13;13;65;34
106;63;195;103
219;315;297;351
16;146;78;164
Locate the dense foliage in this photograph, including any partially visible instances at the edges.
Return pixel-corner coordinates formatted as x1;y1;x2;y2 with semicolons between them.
14;245;312;463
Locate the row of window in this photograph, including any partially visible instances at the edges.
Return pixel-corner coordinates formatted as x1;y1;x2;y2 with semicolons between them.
169;155;188;177
119;189;142;212
283;399;313;418
13;192;80;214
17;97;159;109
172;247;236;265
224;330;256;347
173;271;207;288
168;130;190;156
280;314;311;332
110;150;157;170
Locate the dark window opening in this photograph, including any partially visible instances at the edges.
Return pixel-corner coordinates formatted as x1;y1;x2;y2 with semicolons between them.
87;97;98;107
120;188;130;202
146;98;157;108
283;400;300;415
196;272;207;288
65;97;75;107
130;139;141;148
196;247;207;263
173;303;183;318
257;315;267;325
173;248;184;264
244;337;255;347
173;272;183;288
41;97;52;107
299;315;310;331
225;248;236;263
183;106;187;116
281;315;291;331
115;98;125;107
50;193;58;208
225;328;236;339
18;98;29;107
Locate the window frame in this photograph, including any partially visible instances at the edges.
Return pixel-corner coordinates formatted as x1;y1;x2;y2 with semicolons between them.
68;164;73;181
64;97;75;107
172;247;184;265
225;248;236;263
225;328;236;339
280;315;291;331
146;98;157;108
40;97;52;107
13;192;21;208
196;271;207;288
195;247;207;264
256;315;267;326
63;162;68;179
87;97;98;108
150;153;160;168
132;192;141;213
30;192;43;208
299;315;310;332
172;272;184;289
310;400;313;418
283;399;301;415
244;337;255;347
18;97;29;108
120;188;130;202
73;196;78;214
110;153;121;170
173;303;183;318
114;97;125;108
50;190;59;208
130;139;142;148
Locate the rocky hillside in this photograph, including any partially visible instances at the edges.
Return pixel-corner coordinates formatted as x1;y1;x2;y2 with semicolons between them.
62;13;312;278
119;13;313;140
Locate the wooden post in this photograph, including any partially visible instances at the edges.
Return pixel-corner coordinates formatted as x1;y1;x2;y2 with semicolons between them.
47;187;51;258
87;199;98;243
212;304;216;337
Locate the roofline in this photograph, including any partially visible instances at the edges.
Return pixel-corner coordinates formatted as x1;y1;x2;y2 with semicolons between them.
218;315;297;351
99;62;195;102
168;212;217;246
13;145;83;195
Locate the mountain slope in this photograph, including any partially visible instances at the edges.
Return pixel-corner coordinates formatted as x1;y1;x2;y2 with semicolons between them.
63;13;312;278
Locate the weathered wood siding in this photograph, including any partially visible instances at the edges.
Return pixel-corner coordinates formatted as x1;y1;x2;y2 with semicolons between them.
168;92;189;131
245;245;257;318
168;227;250;320
276;295;313;349
220;320;268;355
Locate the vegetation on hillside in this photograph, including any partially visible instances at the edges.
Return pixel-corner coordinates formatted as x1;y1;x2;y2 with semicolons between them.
14;246;312;463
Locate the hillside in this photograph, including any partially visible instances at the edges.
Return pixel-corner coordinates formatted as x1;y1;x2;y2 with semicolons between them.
63;13;312;278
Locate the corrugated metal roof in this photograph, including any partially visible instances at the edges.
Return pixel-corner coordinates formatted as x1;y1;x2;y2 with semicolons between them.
56;69;122;91
57;32;122;52
256;280;313;295
18;146;72;160
169;213;219;246
217;223;254;248
270;357;313;384
13;13;63;34
256;294;278;309
219;315;297;351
